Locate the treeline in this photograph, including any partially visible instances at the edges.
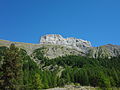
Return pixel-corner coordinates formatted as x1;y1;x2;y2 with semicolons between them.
0;45;120;89
0;44;57;89
34;48;120;88
0;44;69;89
43;55;120;88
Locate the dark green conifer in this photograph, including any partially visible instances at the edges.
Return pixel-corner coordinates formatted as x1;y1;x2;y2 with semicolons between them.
0;44;23;89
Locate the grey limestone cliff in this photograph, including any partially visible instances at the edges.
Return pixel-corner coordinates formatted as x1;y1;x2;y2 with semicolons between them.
40;34;91;53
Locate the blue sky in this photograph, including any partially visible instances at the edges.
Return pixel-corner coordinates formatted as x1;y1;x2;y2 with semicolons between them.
0;0;120;46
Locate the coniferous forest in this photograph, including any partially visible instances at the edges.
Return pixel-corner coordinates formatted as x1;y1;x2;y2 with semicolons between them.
0;44;120;90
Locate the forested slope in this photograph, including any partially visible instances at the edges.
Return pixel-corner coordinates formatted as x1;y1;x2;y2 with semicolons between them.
0;44;120;90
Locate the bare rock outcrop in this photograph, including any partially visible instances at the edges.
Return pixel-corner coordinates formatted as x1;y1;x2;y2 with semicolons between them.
40;34;91;53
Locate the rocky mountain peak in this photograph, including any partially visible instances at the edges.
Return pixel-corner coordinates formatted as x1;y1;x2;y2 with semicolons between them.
40;34;91;53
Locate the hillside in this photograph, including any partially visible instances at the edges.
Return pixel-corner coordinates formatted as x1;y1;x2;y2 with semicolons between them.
0;44;120;89
0;34;120;59
0;39;85;59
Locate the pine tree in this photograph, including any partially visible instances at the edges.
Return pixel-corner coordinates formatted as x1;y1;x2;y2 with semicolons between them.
66;73;71;84
32;73;43;89
42;72;49;89
0;44;23;89
83;70;89;85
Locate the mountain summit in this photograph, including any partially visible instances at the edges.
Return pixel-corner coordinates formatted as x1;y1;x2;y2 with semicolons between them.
40;34;91;53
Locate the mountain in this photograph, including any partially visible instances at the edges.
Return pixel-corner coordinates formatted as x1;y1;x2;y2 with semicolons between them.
0;34;120;58
0;34;120;89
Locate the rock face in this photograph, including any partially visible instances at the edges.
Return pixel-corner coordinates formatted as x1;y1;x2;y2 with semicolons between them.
40;34;91;53
32;45;85;59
